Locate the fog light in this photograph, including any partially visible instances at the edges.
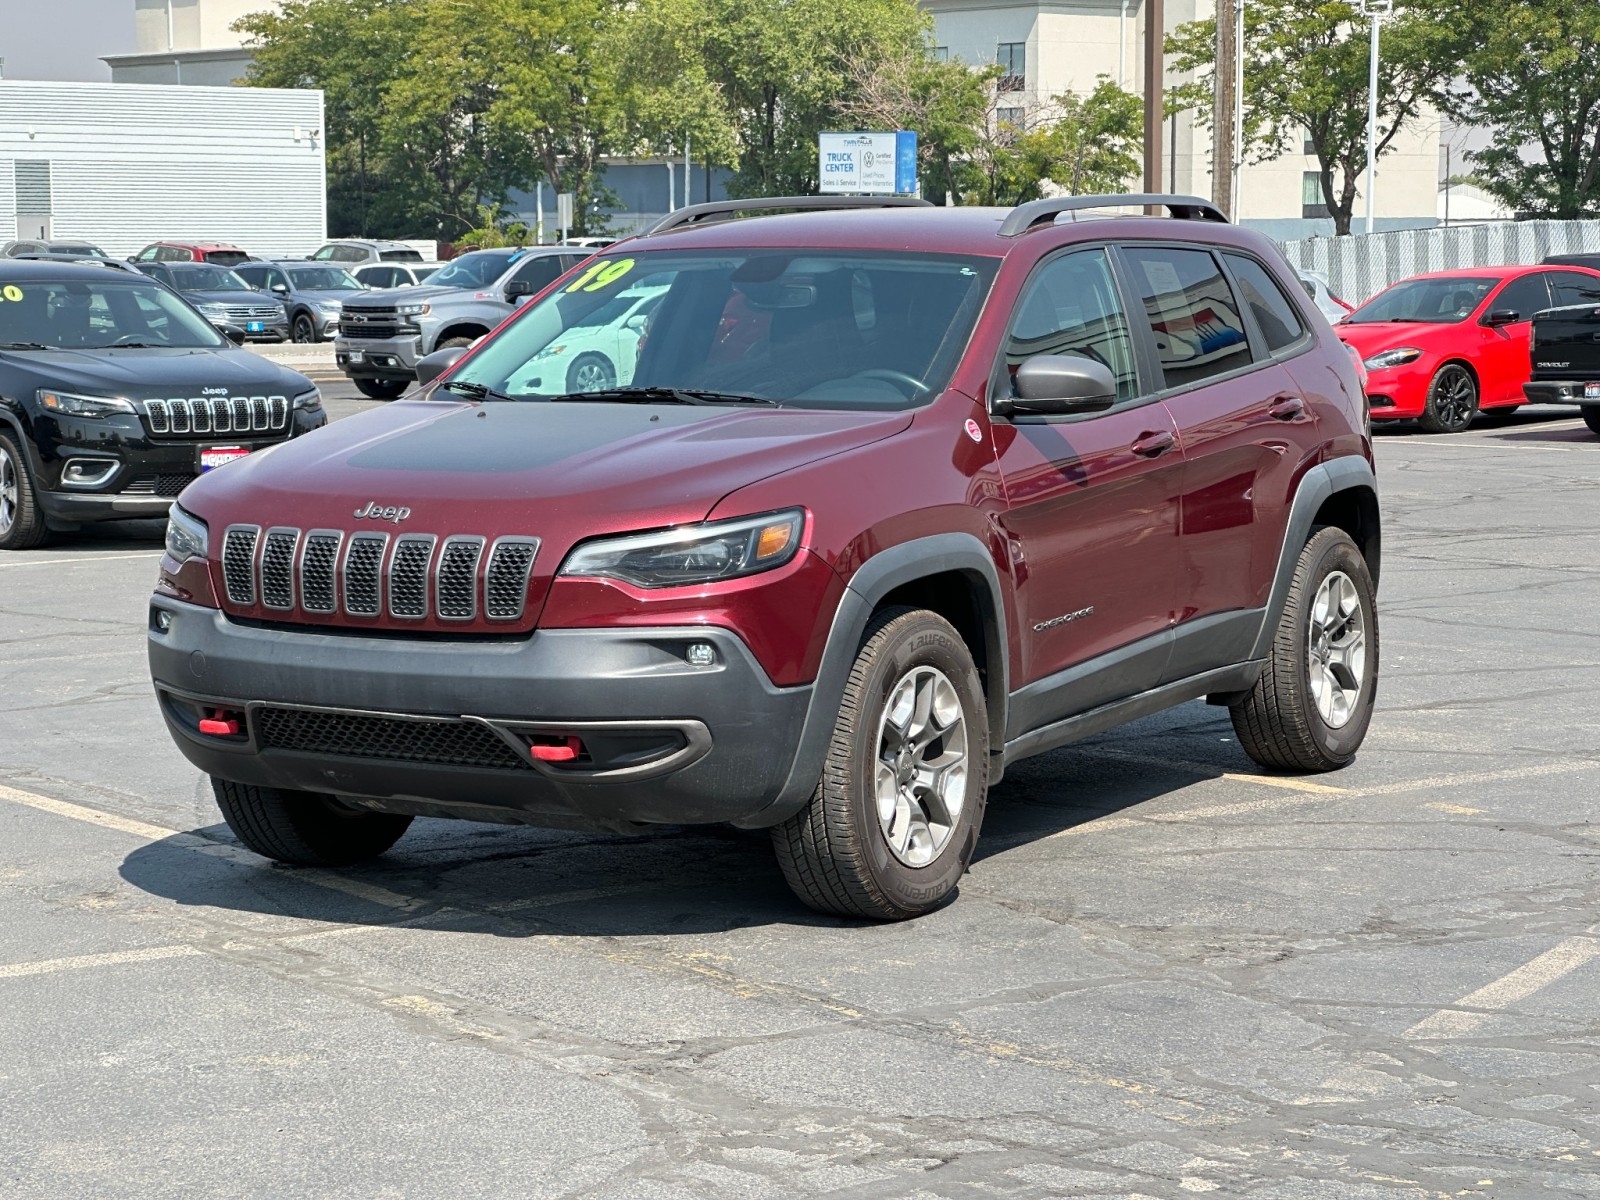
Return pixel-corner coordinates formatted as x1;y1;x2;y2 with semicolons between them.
152;608;172;633
686;642;716;667
61;458;117;487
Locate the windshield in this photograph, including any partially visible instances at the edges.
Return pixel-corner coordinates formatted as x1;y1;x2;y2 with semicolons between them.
428;250;531;290
169;265;253;293
286;267;363;291
448;249;998;410
1348;277;1495;324
0;277;227;349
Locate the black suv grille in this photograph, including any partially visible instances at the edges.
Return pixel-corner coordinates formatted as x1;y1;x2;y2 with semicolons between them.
144;396;288;437
254;707;531;771
339;307;408;340
123;472;196;497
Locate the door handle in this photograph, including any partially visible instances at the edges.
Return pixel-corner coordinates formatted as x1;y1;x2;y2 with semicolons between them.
1131;430;1176;457
1268;396;1306;421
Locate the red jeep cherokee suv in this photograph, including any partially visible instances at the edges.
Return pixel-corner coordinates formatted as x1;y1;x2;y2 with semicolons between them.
149;195;1380;920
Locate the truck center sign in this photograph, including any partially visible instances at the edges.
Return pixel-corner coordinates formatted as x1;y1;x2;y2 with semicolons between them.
818;131;918;195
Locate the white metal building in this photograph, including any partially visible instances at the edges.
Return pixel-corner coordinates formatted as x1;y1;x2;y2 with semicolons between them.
0;79;326;257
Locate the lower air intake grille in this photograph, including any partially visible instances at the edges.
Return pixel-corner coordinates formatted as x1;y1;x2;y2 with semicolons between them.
254;707;531;771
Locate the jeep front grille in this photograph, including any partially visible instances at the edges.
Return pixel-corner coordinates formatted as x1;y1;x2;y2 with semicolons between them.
220;524;538;624
144;396;288;438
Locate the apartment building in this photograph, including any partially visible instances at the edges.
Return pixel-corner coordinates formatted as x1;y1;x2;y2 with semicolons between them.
103;0;265;86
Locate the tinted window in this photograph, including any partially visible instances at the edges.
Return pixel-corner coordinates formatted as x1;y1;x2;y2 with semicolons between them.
1550;271;1600;307
234;265;267;287
1124;247;1252;389
1004;249;1139;405
509;255;567;290
168;264;252;292
1225;254;1306;353
379;249;424;262
285;266;362;290
429;250;526;289
0;277;225;349
356;266;394;287
1492;274;1551;322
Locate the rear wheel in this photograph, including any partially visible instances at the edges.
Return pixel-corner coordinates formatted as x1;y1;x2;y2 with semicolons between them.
212;778;412;866
354;378;408;400
0;434;48;551
1418;363;1478;433
772;607;988;920
1582;406;1600;436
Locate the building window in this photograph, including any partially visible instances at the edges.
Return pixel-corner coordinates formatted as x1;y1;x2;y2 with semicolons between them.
933;45;949;61
997;42;1025;92
1302;170;1330;219
1303;137;1316;157
996;107;1025;144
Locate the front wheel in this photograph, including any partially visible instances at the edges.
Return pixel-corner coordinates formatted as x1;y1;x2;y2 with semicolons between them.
291;312;319;344
1418;363;1478;433
0;433;49;551
354;378;408;400
772;607;988;920
213;778;412;866
1582;406;1600;437
567;352;616;393
1230;527;1378;772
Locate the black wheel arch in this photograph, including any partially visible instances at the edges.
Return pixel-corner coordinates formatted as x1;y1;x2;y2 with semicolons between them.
433;325;490;349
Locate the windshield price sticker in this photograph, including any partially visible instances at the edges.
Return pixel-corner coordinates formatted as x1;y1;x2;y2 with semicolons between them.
564;258;635;294
0;286;24;303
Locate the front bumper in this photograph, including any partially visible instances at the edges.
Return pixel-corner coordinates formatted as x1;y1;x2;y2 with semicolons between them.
147;599;814;831
1523;380;1600;406
334;333;422;381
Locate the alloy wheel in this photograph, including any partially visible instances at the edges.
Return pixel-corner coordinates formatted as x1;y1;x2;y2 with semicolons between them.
1433;366;1476;430
573;360;612;391
874;665;969;867
292;315;317;344
1307;570;1367;728
0;444;17;535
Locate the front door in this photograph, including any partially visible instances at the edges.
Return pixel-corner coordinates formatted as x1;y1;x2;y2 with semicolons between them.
990;247;1184;721
1477;272;1552;406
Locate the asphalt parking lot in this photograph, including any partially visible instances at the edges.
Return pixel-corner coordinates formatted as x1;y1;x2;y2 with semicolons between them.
2;400;1598;1198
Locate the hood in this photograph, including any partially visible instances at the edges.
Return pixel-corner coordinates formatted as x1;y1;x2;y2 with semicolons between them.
0;346;311;399
180;289;281;309
180;397;911;631
345;283;466;309
295;289;359;307
1335;320;1457;356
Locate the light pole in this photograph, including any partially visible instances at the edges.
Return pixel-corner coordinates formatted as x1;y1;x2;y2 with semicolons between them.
1359;0;1391;235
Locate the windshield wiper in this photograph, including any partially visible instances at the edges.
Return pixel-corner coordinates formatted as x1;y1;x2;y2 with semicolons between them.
92;341;162;348
549;387;780;407
437;380;519;403
0;341;50;350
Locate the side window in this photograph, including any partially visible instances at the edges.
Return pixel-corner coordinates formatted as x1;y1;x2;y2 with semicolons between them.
1491;274;1551;322
136;245;158;262
311;246;334;261
1550;271;1600;307
1224;254;1307;354
267;269;288;292
235;266;264;287
1124;247;1252;390
511;256;564;291
1003;248;1140;406
363;267;393;287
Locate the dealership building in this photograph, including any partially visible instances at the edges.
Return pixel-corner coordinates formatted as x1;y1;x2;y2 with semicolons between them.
0;79;326;258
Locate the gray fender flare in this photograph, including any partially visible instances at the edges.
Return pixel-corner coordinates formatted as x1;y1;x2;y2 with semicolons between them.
1249;455;1379;661
735;532;1010;827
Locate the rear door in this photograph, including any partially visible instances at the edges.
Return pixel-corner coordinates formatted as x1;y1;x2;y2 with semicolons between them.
1478;272;1552;405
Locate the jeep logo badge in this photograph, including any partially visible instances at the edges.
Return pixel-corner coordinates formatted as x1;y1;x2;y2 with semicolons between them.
353;501;412;524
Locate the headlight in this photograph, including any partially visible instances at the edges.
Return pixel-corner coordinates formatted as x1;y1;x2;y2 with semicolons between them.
197;303;228;319
1362;347;1423;369
317;300;343;313
165;503;208;563
398;302;430;316
37;389;136;417
559;509;805;589
292;388;322;412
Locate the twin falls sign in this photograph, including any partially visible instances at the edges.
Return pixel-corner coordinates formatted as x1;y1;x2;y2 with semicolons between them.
818;132;919;195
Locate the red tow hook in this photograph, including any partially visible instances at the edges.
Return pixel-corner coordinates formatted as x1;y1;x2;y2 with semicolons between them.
527;736;584;763
198;709;242;737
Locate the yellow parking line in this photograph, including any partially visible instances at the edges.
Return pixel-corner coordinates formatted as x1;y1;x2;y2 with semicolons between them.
1405;936;1600;1039
0;944;202;979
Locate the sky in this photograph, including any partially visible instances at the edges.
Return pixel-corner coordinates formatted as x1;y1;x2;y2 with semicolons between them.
0;0;137;82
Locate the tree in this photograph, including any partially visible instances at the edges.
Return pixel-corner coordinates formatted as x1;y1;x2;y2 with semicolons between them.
1435;0;1600;218
1167;0;1458;235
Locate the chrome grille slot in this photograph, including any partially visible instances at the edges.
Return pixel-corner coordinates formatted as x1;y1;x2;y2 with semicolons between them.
259;528;300;610
388;535;436;619
170;401;191;434
299;531;342;614
485;538;539;620
231;396;251;429
221;526;260;606
250;397;269;433
143;399;170;434
209;397;233;433
190;399;212;435
268;396;289;429
343;533;388;617
143;396;289;438
436;537;485;621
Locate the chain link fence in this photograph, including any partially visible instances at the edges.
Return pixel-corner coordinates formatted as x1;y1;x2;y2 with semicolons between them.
1279;220;1600;306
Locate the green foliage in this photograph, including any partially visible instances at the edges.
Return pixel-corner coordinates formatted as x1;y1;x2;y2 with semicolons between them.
1167;0;1457;235
1434;0;1600;219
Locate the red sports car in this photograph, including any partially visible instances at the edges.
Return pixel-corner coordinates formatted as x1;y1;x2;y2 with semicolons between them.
1337;264;1600;432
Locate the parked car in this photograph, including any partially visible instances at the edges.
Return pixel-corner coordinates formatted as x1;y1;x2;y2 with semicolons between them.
562;237;618;250
14;254;142;274
131;241;253;268
1294;269;1353;323
2;239;109;259
234;260;365;343
334;246;589;398
134;262;288;342
1543;253;1600;272
352;262;441;289
508;282;668;393
149;193;1381;921
1336;263;1600;432
0;259;325;550
309;239;425;267
1523;294;1600;436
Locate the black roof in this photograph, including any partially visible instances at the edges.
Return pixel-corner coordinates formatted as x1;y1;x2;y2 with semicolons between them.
0;259;157;282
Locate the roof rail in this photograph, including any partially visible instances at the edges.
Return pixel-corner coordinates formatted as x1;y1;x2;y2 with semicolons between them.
642;195;933;236
998;194;1228;237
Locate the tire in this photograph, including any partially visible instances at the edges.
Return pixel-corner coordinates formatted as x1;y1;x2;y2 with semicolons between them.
0;433;49;551
1418;362;1478;433
212;778;412;866
1230;527;1378;772
436;336;476;352
566;352;616;393
772;607;989;921
354;378;409;400
1582;406;1600;437
291;312;319;344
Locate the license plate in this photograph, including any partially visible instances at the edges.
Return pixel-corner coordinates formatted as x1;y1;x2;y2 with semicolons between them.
347;350;364;364
246;321;265;333
199;445;250;473
1585;382;1600;400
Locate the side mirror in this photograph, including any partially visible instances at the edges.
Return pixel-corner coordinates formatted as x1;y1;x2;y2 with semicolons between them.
219;324;248;346
1484;308;1520;327
624;314;648;332
416;345;469;387
271;283;290;295
504;279;536;302
1002;354;1119;415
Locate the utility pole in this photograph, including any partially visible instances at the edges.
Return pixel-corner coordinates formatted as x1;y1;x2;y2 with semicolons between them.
1360;0;1390;235
1144;0;1165;194
1212;0;1236;218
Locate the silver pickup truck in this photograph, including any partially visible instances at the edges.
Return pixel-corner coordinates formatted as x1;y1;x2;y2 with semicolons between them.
333;246;589;399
